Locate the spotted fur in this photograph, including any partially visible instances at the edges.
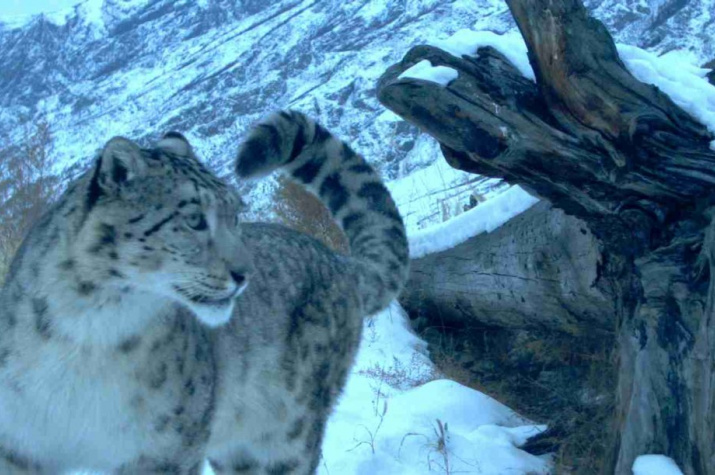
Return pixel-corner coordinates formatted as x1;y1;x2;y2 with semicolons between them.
0;111;408;474
235;110;409;314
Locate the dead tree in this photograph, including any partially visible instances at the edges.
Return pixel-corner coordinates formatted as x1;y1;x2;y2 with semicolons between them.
377;0;715;473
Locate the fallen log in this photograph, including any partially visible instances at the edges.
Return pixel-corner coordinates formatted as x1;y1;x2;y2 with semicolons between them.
401;201;612;335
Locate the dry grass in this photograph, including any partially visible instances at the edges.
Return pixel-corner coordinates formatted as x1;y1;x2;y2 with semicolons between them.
271;174;348;253
0;119;59;285
358;353;436;391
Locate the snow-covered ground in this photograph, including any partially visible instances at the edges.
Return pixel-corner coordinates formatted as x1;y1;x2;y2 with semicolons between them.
632;455;684;475
386;158;508;233
316;303;550;474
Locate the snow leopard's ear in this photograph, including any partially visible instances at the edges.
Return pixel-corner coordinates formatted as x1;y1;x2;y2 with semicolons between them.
157;131;193;156
93;137;147;197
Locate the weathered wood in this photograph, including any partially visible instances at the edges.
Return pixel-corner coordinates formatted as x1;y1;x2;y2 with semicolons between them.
613;228;714;474
705;59;715;86
402;201;612;335
378;0;715;473
377;35;714;253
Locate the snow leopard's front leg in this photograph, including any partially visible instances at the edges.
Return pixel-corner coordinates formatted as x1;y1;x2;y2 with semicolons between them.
117;457;205;474
208;446;319;475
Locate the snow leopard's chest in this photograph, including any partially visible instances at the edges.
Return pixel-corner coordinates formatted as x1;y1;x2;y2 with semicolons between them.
1;349;152;469
0;314;217;472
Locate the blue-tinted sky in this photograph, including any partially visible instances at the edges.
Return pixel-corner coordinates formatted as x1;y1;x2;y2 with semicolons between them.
2;0;83;17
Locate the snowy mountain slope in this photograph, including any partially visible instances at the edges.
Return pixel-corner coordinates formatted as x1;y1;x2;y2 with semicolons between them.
475;0;714;64
587;0;714;63
0;0;492;183
1;0;712;191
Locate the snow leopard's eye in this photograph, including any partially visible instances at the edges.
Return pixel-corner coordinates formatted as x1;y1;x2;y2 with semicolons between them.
185;212;208;231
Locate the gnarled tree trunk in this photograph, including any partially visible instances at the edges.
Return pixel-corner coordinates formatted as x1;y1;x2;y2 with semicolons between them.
705;59;715;86
378;1;715;473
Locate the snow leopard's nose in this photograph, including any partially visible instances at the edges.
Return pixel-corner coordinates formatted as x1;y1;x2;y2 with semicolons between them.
229;270;247;287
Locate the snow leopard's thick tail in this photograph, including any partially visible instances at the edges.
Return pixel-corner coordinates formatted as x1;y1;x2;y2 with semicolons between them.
235;110;409;315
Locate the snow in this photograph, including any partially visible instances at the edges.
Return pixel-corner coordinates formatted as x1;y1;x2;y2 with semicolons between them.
0;1;77;28
618;44;715;150
407;185;539;259
317;302;550;474
76;0;107;32
632;455;684;475
418;30;715;152
0;0;112;32
432;29;535;81
398;60;459;87
387;157;507;232
0;12;34;29
0;0;150;30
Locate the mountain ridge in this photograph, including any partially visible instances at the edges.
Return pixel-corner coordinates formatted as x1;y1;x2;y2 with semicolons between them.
1;0;712;193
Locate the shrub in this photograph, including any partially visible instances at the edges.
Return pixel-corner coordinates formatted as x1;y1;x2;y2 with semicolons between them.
271;175;348;253
0;119;60;284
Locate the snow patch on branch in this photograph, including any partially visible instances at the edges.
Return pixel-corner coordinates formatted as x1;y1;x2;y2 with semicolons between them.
432;29;535;81
421;31;715;152
618;44;715;151
408;185;539;259
398;60;459;86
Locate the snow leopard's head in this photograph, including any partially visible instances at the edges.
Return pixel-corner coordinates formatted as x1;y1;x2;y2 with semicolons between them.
77;133;252;327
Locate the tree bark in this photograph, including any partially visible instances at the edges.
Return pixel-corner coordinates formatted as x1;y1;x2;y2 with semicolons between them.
705;59;715;86
378;1;715;473
402;201;612;335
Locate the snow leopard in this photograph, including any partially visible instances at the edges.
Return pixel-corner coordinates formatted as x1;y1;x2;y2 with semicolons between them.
0;110;409;474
